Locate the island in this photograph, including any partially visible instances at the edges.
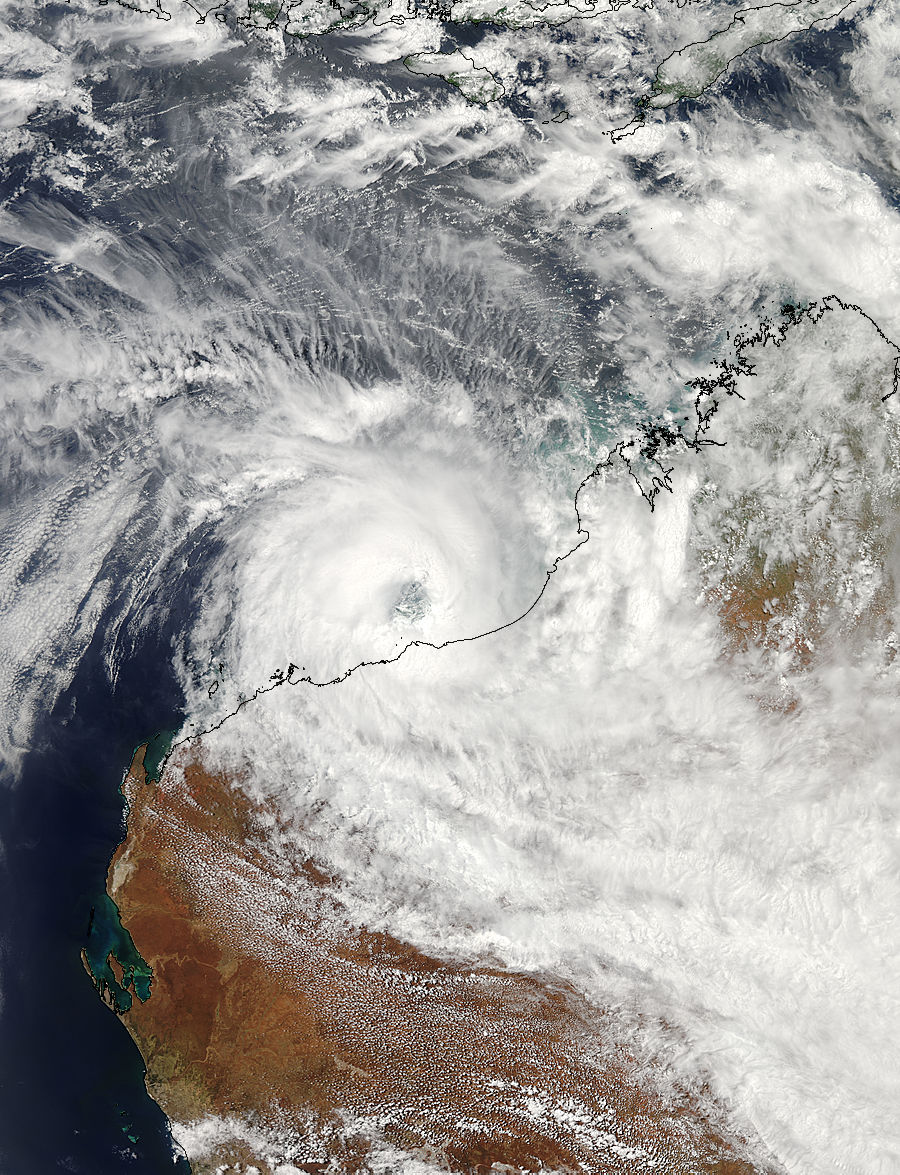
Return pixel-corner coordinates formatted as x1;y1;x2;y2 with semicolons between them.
97;0;861;118
404;50;505;105
613;0;853;137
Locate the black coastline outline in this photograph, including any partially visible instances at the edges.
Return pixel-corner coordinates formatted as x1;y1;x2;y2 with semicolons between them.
402;49;508;105
155;295;900;774
611;0;854;140
94;0;856;120
95;0;629;36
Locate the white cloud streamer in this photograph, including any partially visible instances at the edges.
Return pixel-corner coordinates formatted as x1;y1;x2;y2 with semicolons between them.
2;4;900;1172
185;308;900;1175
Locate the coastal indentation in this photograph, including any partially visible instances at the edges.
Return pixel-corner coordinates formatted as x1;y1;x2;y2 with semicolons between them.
103;743;780;1174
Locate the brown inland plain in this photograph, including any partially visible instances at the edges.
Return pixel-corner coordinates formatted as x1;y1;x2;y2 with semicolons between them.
101;745;779;1175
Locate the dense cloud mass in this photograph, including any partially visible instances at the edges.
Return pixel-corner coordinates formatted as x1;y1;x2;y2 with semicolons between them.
1;0;899;1172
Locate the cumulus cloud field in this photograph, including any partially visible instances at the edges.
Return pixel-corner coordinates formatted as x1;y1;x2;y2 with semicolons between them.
1;0;899;1172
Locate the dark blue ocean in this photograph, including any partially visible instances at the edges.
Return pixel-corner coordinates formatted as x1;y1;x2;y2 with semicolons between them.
1;0;888;1169
0;617;192;1173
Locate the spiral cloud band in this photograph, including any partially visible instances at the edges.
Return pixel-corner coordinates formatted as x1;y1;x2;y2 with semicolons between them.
2;2;900;1173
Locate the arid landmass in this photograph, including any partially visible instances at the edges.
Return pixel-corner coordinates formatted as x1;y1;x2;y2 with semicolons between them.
90;744;780;1175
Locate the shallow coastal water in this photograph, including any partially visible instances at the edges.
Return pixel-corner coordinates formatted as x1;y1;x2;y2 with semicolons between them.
83;892;153;1012
0;641;189;1172
2;0;900;1171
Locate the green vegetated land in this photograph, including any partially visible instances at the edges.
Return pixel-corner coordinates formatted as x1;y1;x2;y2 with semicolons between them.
648;0;852;107
96;0;852;115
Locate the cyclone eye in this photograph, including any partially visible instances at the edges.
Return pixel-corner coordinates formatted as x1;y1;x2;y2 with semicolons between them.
392;579;430;624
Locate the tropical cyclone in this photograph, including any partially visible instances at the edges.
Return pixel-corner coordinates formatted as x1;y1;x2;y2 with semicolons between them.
86;298;900;1175
166;296;900;772
106;743;778;1175
95;297;900;1175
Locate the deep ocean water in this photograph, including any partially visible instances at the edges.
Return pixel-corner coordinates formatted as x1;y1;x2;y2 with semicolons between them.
2;0;900;1171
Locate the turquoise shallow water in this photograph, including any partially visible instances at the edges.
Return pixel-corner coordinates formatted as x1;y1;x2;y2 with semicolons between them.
142;730;178;785
0;703;190;1172
83;892;154;1013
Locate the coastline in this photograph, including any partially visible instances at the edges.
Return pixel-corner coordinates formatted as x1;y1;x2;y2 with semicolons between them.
82;746;154;1016
88;743;779;1175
